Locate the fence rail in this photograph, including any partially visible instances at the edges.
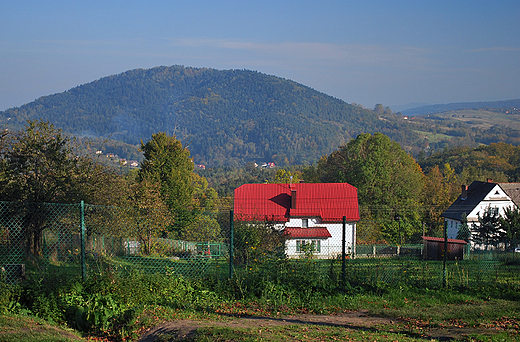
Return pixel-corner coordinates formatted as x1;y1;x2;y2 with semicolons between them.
1;201;519;289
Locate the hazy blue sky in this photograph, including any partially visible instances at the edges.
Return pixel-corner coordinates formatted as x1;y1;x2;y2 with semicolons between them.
1;0;519;111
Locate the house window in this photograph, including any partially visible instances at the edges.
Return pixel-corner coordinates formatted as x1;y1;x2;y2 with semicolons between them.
296;240;304;252
491;207;499;215
296;240;321;253
312;240;321;253
302;219;308;228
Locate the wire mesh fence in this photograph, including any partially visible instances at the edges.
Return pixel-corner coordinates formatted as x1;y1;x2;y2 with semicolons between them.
0;200;519;290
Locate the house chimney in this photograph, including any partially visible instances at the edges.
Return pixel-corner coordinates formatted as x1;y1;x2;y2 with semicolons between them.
487;178;493;183
461;185;468;200
291;189;297;209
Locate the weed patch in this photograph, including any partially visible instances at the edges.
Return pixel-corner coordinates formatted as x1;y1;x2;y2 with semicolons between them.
1;257;519;341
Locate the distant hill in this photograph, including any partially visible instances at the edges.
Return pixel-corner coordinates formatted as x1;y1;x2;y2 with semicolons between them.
0;65;416;166
2;65;518;166
402;99;520;117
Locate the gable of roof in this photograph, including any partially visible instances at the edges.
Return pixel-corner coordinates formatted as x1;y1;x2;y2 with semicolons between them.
442;181;495;221
234;183;359;222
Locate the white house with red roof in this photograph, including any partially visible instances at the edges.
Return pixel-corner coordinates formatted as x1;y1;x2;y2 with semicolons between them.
234;183;360;258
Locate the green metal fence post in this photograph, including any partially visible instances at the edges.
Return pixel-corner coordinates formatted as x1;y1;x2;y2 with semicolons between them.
342;216;346;290
229;210;234;279
443;220;447;288
80;201;86;281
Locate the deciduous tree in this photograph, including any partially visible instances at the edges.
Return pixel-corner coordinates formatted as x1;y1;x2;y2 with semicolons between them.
138;132;219;239
0;120;111;255
138;132;194;214
316;133;425;243
272;168;300;184
319;133;424;214
128;178;173;254
423;163;460;236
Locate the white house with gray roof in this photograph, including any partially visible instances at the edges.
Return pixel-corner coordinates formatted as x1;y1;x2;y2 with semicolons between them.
442;180;520;240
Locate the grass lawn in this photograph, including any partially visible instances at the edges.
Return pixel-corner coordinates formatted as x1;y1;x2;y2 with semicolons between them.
0;314;82;342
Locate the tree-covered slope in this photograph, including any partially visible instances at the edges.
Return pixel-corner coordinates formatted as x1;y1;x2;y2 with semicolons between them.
0;66;413;166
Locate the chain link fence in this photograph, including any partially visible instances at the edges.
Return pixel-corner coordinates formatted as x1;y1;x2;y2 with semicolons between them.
0;201;232;284
1;201;519;290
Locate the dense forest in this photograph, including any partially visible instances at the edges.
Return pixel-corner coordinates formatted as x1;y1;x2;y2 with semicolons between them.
1;65;519;167
0;66;417;166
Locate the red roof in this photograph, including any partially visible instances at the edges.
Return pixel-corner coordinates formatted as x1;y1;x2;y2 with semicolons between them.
234;183;359;222
422;236;468;245
284;227;332;238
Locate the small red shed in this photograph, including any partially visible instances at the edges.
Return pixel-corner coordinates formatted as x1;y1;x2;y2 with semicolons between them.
422;236;468;260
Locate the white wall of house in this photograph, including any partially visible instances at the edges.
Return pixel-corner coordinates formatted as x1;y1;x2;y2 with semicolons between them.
446;219;461;239
283;217;356;258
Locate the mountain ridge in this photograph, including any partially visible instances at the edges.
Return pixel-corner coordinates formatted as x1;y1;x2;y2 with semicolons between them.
0;65;406;166
2;65;519;167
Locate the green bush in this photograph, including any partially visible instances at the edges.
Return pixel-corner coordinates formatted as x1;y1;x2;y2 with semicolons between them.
0;282;24;314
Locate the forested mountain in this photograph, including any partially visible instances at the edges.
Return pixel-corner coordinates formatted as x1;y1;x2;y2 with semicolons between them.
0;66;417;166
2;65;519;166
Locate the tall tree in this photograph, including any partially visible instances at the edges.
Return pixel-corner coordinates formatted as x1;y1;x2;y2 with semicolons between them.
1;121;83;203
318;133;424;218
138;132;194;214
314;133;425;243
0;120;103;255
423;163;460;236
138;132;215;239
499;206;520;250
471;206;501;247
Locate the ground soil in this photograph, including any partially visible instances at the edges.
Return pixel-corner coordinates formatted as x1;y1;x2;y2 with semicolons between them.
137;310;499;341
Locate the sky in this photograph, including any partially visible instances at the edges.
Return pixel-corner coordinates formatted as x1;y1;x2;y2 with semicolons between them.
1;0;519;112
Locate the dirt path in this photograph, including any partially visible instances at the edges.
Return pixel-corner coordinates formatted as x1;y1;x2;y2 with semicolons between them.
137;310;494;341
